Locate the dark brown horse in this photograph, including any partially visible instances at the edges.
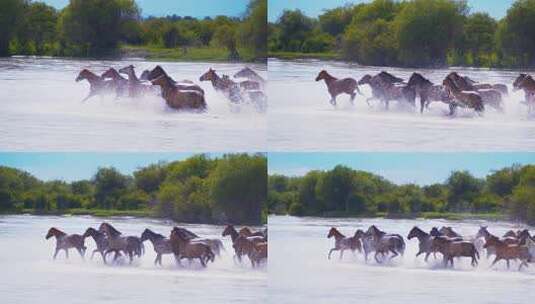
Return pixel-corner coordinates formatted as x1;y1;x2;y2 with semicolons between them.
233;235;267;267
315;70;361;106
142;65;204;95
82;227;108;263
446;72;503;111
118;65;156;98
98;222;144;264
151;75;207;111
76;69;116;101
46;227;86;260
475;226;518;258
407;72;452;113
326;227;362;260
431;236;479;268
443;77;484;115
101;68;129;98
223;224;264;262
484;235;529;270
513;74;535;113
170;227;214;267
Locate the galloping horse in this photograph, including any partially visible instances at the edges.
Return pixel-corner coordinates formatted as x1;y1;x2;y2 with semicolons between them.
151;75;207;111
462;75;509;95
140;228;174;266
354;229;377;262
446;72;503;112
442;77;484;115
366;225;405;263
101;68;128;98
407;72;452;113
170;227;215;267
239;226;266;238
119;65;155;98
359;73;415;110
315;70;361;106
432;236;479;268
484;236;529;270
513;74;535;113
234;67;265;84
233;235;267;267
223;224;264;262
407;226;437;262
82;227;109;263
76;69;116;101
200;68;242;103
475;226;518;258
142;65;204;95
326;227;362;260
45;227;86;260
98;222;144;263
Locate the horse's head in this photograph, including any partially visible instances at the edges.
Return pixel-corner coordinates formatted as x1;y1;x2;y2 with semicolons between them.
99;222;121;237
358;74;372;85
354;229;365;239
367;225;383;237
101;68;118;79
146;65;167;81
140;228;151;242
222;224;235;237
429;227;441;237
327;227;339;238
118;65;135;75
140;70;150;81
315;70;329;81
408;73;431;88
82;227;97;238
407;226;421;239
475;226;489;239
200;68;216;82
46;227;63;239
513;74;532;91
76;69;91;82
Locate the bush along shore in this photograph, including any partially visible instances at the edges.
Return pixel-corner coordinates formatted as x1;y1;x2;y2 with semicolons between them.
0;154;267;225
269;0;535;68
268;164;535;225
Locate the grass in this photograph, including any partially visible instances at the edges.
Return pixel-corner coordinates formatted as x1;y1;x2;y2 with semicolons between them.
15;208;156;218
268;51;340;60
120;44;260;62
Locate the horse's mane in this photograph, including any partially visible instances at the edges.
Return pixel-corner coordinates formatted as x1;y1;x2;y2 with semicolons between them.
145;229;165;239
101;222;122;236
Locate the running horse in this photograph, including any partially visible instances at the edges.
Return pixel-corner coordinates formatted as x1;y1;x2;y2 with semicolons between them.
233;235;267;268
98;222;144;263
326;227;362;260
475;226;518;258
407;72;452;113
142;65;204;95
446;72;503;112
513;74;535;113
358;73;415;110
200;68;242;103
407;226;438;262
75;69;116;101
170;227;215;267
484;235;529;270
45;227;86;260
101;68;128;98
354;229;377;263
151;75;207;111
140;228;174;266
431;236;479;268
118;65;154;98
442;77;484;115
239;226;267;238
82;227;109;263
234;67;266;85
222;224;264;262
315;70;361;106
366;225;405;263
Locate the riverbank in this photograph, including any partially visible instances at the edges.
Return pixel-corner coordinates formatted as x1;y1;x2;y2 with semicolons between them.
268;51;339;61
121;45;264;63
271;212;507;222
1;208;156;218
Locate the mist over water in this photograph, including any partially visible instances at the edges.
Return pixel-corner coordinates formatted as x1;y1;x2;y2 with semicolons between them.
269;215;535;304
0;57;266;151
268;58;535;151
0;215;266;304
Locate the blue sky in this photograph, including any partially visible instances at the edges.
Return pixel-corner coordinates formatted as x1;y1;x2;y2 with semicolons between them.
0;153;208;182
269;153;535;185
41;0;250;18
268;0;515;22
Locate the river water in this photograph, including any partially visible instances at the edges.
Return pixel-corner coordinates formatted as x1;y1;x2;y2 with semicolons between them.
0;57;266;151
0;215;266;304
268;215;535;304
268;58;535;151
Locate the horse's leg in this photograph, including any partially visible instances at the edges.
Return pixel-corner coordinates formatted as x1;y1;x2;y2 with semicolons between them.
91;249;98;260
64;249;69;259
77;247;85;259
390;249;398;260
199;257;206;267
449;103;456;116
53;248;60;260
506;259;510;269
349;92;356;105
339;249;344;260
154;254;160;266
424;252;430;262
365;97;374;107
328;248;337;260
490;257;500;268
82;90;97;102
101;251;107;264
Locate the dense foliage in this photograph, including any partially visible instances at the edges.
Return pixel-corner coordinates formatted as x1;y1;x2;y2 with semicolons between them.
0;0;266;60
269;0;535;68
0;154;267;224
268;164;535;225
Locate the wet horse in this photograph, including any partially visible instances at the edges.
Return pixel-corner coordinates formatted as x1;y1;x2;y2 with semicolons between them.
315;70;361;106
151;75;207;111
223;224;264;262
101;68;129;98
513;74;535;113
407;72;452;113
446;72;503;112
98;222;144;263
484;235;529;270
239;226;267;238
170;227;215;267
82;227;109;263
140;228;174;266
200;68;242;103
366;225;405;263
142;65;204;95
432;236;479;268
407;226;437;262
75;69;116;101
45;227;86;260
119;65;156;97
326;227;362;260
443;77;484;115
234;67;265;84
359;73;415;110
234;235;267;267
475;226;518;258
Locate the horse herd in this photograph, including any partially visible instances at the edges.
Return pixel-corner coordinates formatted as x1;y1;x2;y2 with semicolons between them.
327;225;535;271
316;70;535;115
45;223;267;268
75;65;266;112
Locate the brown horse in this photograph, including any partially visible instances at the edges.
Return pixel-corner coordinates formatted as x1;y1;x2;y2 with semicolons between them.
234;235;267;267
359;74;415;110
513;74;535;113
170;227;214;267
463;75;509;95
45;227;86;260
443;77;484;115
101;68;129;98
446;72;503;111
200;68;242;103
484;236;529;270
407;226;437;262
82;227;109;263
140;228;174;266
431;236;479;268
249;242;268;267
151;75;207;111
223;224;264;262
366;225;405;263
239;226;266;238
476;226;518;258
408;72;453;113
118;65;155;98
142;66;204;95
327;227;362;259
315;70;361;106
98;222;144;264
76;69;116;101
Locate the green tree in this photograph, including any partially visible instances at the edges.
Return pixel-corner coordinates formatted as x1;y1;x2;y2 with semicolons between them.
446;170;483;211
0;0;25;56
497;0;535;67
276;10;314;52
240;0;267;59
93;167;129;209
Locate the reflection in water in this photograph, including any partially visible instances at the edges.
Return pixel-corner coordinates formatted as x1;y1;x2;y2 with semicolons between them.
0;215;266;304
268;58;535;151
269;215;535;304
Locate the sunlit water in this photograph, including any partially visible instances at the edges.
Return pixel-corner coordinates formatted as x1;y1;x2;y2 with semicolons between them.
0;57;266;151
0;215;266;304
268;58;535;151
269;215;535;304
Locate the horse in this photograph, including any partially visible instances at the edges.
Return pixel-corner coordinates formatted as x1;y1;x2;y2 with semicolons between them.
142;65;204;95
442;77;484;115
407;226;437;262
446;72;503;112
139;228;174;266
366;225;405;263
438;226;462;238
513;74;535;113
315;70;361;106
45;227;86;260
463;75;509;95
223;224;264;262
431;236;479;268
326;227;362;260
234;67;265;84
118;65;156;98
98;222;144;264
503;230;519;238
75;69;116;101
475;226;518;258
239;226;267;238
354;229;377;263
101;68;128;98
484;235;529;270
233;235;267;267
82;227;109;263
151;75;207;111
407;72;452;113
200;68;242;103
358;74;415;110
170;227;215;267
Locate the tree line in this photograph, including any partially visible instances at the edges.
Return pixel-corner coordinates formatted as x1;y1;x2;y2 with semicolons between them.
268;164;535;225
0;0;266;61
0;154;267;224
269;0;535;68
